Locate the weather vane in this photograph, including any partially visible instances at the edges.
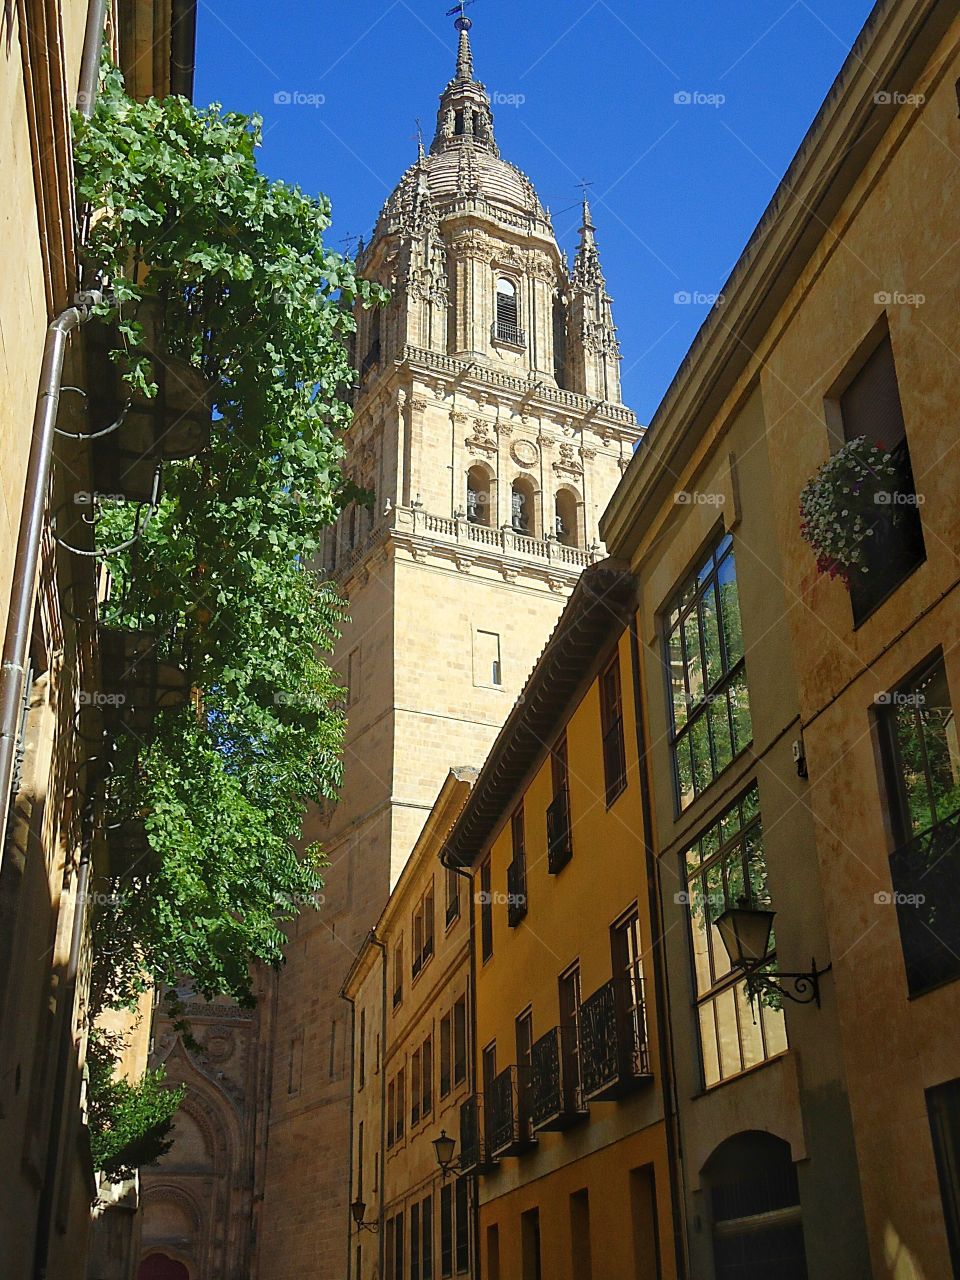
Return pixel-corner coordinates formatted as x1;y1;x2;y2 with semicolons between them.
445;0;477;30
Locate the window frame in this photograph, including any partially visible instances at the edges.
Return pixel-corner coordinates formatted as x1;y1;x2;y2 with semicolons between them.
681;783;787;1089
600;651;627;806
664;531;752;814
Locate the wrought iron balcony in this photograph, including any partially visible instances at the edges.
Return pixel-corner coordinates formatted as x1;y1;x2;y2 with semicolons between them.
546;789;573;874
506;858;527;927
579;978;652;1102
491;321;526;347
459;1094;496;1174
529;1024;588;1132
488;1065;535;1157
889;807;960;996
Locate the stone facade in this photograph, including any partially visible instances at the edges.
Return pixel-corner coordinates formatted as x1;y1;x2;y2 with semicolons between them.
0;5;196;1280
136;991;263;1279
342;768;477;1280
601;2;960;1275
255;21;640;1279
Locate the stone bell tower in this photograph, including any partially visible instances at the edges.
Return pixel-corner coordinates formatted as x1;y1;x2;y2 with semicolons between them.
253;19;641;1279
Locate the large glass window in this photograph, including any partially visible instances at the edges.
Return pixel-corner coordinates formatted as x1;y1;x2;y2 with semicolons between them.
600;654;627;806
884;653;960;995
683;784;787;1088
666;533;752;811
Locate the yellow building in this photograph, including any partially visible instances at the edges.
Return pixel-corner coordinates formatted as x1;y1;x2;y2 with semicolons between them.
343;769;478;1280
0;5;196;1278
441;560;679;1280
601;0;960;1275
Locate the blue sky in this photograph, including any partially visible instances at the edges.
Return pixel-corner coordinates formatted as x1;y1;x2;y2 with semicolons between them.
195;0;878;423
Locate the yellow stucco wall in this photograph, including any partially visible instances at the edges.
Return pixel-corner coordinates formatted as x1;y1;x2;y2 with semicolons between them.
472;627;677;1279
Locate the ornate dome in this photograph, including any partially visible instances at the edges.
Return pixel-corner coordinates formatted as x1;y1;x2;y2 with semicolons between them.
373;21;547;237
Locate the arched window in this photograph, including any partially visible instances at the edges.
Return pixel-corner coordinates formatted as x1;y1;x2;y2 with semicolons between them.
362;309;381;378
495;278;521;345
554;489;580;547
138;1255;191;1280
511;477;537;537
466;466;492;526
702;1132;808;1280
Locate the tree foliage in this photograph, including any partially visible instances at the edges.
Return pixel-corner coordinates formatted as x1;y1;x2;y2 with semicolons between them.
87;1031;185;1183
73;61;385;1174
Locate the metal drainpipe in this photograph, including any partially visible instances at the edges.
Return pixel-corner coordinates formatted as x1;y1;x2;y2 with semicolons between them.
32;810;93;1280
77;0;108;120
441;853;480;1278
628;613;689;1280
0;0;110;861
372;933;388;1279
0;292;100;861
342;981;357;1279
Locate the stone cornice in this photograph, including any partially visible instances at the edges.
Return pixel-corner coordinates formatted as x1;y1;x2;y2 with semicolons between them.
600;0;954;558
376;346;640;435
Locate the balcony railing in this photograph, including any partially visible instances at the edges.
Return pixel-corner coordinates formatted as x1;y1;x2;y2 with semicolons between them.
529;1024;588;1132
491;321;526;347
488;1065;535;1157
459;1094;496;1174
579;978;652;1101
889;807;960;995
546;789;573;874
506;859;527;927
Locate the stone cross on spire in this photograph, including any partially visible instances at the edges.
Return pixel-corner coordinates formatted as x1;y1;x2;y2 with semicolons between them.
456;21;474;79
432;4;498;157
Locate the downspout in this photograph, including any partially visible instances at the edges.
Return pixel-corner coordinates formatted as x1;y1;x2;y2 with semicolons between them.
628;613;688;1280
0;292;100;859
76;0;108;118
33;810;94;1280
0;0;110;856
342;981;357;1280
372;934;388;1279
441;853;480;1278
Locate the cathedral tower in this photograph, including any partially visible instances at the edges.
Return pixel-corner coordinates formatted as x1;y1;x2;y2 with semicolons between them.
254;21;641;1277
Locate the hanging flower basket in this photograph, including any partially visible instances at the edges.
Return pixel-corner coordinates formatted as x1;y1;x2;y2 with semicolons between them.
799;436;901;584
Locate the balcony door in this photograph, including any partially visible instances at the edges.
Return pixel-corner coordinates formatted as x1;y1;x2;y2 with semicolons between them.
559;963;582;1096
611;909;646;1075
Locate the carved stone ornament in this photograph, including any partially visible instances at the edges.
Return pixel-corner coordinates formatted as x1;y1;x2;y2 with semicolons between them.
511;439;539;469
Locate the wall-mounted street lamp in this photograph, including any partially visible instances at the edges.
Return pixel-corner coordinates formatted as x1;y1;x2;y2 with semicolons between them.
714;901;831;1007
432;1130;458;1180
350;1198;379;1233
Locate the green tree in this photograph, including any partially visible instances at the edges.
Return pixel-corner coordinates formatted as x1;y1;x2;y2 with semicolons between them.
73;61;386;1176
